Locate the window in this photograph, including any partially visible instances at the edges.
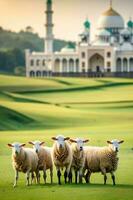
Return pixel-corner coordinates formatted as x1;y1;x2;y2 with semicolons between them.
82;62;85;68
30;60;34;66
81;52;86;58
42;60;45;66
36;60;40;66
107;52;111;58
107;68;111;72
107;62;111;67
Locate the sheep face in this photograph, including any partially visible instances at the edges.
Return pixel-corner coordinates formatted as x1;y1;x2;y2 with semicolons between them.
107;139;124;152
70;138;89;151
29;141;44;153
52;135;70;150
8;143;26;155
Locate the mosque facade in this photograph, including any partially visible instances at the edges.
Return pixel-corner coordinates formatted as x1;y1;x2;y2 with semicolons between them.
25;0;133;78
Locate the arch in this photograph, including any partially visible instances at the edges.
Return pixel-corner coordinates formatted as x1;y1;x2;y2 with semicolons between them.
30;59;34;66
30;71;35;77
129;58;133;72
43;70;47;77
36;59;40;66
62;59;67;73
123;58;128;72
76;59;79;72
69;59;74;72
116;58;122;72
36;71;41;77
89;53;104;72
54;58;60;73
42;59;45;66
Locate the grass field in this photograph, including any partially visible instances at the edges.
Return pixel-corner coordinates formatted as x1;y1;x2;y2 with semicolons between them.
0;75;133;200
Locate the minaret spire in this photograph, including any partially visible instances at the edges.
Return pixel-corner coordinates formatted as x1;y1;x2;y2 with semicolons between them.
45;0;54;54
110;0;113;8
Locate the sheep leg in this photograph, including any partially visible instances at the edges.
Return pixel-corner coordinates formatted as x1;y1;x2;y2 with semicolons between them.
104;174;107;185
65;165;71;184
79;168;83;184
85;170;91;183
111;172;116;186
13;170;18;188
101;167;107;185
43;169;47;184
31;172;35;185
57;167;61;185
64;170;67;184
35;170;40;184
50;167;53;184
75;170;78;184
26;170;30;186
68;169;72;184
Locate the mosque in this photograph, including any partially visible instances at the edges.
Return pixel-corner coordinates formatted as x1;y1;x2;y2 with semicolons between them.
25;0;133;78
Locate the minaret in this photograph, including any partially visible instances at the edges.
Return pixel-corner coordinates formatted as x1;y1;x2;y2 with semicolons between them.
45;0;54;54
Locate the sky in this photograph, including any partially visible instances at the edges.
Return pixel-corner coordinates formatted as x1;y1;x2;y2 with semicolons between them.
0;0;133;41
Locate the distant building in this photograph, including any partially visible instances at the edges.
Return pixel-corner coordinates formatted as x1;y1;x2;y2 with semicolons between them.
25;0;133;78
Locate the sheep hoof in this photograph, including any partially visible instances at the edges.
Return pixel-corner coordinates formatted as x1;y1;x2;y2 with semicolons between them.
13;184;16;188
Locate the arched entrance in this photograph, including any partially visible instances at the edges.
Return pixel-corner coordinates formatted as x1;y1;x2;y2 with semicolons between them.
89;53;104;73
54;59;60;73
116;58;122;72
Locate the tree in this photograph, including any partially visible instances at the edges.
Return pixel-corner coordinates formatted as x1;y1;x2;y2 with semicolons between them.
25;26;34;33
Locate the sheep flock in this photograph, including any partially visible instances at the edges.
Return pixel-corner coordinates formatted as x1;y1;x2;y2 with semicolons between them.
8;135;124;187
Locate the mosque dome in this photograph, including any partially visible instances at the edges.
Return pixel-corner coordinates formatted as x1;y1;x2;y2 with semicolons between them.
84;19;90;29
127;20;133;28
120;29;131;36
61;43;75;53
96;29;111;36
118;42;133;51
97;6;124;29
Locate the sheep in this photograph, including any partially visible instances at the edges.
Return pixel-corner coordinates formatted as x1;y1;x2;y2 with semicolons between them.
51;135;73;185
29;141;53;184
69;138;89;184
83;139;124;185
8;142;39;187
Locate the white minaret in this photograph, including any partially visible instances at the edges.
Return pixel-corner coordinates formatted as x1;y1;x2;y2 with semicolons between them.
45;0;54;54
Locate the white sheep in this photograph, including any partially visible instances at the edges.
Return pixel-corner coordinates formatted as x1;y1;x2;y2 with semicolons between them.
51;135;73;185
8;142;39;187
70;138;89;184
84;139;124;185
29;141;53;184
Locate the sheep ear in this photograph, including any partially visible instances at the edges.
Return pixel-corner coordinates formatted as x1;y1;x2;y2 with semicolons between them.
64;137;70;141
7;144;13;148
107;141;112;144
20;143;26;147
40;142;45;146
51;137;57;141
83;139;89;143
29;141;34;145
119;140;124;144
69;139;77;143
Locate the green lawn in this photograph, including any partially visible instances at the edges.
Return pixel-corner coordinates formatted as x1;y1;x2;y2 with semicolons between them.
0;75;133;200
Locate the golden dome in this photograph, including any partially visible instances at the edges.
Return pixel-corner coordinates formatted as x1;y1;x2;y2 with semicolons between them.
102;7;121;16
97;6;124;29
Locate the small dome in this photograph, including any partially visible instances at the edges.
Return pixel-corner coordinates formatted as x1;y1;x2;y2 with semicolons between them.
119;42;133;51
120;29;131;35
84;19;90;29
96;29;111;36
61;43;75;52
97;6;124;29
127;20;133;28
